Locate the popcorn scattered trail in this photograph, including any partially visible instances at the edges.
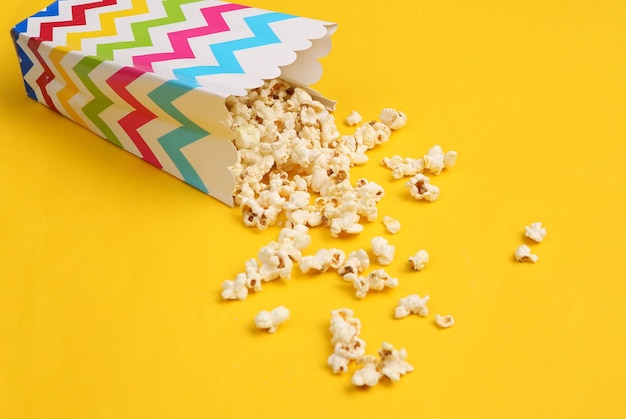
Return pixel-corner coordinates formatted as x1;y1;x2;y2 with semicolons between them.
220;78;469;388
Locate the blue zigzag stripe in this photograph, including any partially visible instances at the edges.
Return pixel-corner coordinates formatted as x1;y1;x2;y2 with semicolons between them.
172;12;296;86
147;81;209;193
10;29;37;100
14;0;62;34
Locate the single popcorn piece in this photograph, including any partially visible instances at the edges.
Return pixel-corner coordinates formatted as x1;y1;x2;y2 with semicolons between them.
353;269;399;299
395;294;430;318
408;250;429;271
221;273;249;301
382;155;425;179
382;216;401;234
377;342;414;382
338;249;370;282
423;144;458;175
299;247;346;274
345;110;362;126
351;355;382;387
435;314;455;328
328;352;351;374
379;108;407;130
371;236;395;266
515;244;539;263
333;338;366;361
254;306;290;333
406;174;440;202
329;308;361;346
524;222;547;243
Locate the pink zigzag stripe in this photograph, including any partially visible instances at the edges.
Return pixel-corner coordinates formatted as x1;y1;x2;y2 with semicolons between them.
106;67;162;168
132;3;249;72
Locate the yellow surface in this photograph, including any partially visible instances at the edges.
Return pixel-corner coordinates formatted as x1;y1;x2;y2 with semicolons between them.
2;1;626;418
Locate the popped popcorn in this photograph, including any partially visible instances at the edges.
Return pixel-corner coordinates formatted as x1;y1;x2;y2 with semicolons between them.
408;250;429;271
351;355;382;387
329;308;361;346
423;144;458;175
406;173;440;202
221;226;311;301
379;108;407;130
345;110;362;126
382;216;401;234
435;314;455;328
338;249;370;282
226;79;396;235
328;309;366;374
371;236;395;266
299;248;345;274
524;222;547;243
382;155;425;179
514;244;539;263
254;306;290;333
377;342;414;382
394;294;430;318
353;269;399;299
221;273;249;301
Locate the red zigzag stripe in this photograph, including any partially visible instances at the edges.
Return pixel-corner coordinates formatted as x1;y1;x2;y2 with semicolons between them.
106;67;162;168
37;0;118;42
27;37;58;112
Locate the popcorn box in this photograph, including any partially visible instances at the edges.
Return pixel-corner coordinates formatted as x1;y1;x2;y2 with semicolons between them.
11;0;337;205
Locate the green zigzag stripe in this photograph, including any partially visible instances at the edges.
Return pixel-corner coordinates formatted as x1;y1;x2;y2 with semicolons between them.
97;0;205;61
74;56;123;148
147;81;209;193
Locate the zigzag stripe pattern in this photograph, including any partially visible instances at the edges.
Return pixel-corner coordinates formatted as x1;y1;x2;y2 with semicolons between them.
27;37;59;111
132;2;248;72
64;0;135;51
106;67;161;167
11;30;37;100
172;12;295;86
97;0;204;61
11;0;335;202
73;55;123;147
147;81;209;193
37;0;119;42
14;1;61;33
49;47;90;128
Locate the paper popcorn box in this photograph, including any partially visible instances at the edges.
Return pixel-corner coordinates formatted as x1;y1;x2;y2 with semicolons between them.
11;0;337;205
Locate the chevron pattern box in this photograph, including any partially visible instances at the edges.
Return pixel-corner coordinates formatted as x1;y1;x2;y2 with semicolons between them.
11;0;337;205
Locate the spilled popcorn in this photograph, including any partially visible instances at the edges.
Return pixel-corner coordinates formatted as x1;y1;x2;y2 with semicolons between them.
382;216;401;234
328;308;366;374
328;309;413;387
408;250;430;271
515;244;539;263
525;222;547;243
371;236;395;266
254;306;290;333
352;269;399;299
435;314;455;328
394;294;430;318
219;78;466;388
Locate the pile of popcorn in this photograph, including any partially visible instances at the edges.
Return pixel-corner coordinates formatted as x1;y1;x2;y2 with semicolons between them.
226;79;396;236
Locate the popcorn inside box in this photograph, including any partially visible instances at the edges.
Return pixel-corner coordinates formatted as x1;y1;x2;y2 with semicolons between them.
11;0;337;206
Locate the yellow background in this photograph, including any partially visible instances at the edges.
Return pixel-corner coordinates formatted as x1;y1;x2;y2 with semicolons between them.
2;1;626;418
